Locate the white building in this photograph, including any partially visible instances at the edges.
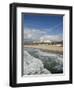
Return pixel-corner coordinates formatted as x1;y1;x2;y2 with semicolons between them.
40;37;52;43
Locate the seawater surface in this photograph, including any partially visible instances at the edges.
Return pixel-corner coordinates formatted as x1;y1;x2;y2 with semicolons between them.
23;47;63;75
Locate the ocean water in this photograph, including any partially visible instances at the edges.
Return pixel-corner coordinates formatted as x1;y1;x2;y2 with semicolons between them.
23;47;63;75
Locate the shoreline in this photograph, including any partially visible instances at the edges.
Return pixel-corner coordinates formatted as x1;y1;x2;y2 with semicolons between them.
39;49;63;55
24;45;63;55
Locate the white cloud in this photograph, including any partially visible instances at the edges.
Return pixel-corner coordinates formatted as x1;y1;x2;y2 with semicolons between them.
40;35;63;42
24;28;63;42
24;28;46;40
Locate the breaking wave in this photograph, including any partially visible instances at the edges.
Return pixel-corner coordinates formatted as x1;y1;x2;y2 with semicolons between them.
23;48;63;75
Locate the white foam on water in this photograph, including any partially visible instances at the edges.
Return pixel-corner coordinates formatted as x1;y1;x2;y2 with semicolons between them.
23;51;51;75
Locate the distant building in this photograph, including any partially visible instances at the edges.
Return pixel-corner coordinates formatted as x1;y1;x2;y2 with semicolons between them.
40;39;51;43
40;38;52;43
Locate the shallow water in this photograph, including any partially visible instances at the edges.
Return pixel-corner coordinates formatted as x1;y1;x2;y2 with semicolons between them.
23;47;63;75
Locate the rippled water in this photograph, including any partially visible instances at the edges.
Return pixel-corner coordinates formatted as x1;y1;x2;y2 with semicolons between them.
23;47;63;75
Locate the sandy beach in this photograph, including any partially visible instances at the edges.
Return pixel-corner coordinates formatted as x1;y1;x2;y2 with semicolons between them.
24;45;63;54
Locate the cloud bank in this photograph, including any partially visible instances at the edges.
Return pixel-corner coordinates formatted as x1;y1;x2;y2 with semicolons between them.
24;28;63;42
40;35;63;42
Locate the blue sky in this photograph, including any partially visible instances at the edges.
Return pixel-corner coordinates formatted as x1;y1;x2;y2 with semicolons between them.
23;14;63;41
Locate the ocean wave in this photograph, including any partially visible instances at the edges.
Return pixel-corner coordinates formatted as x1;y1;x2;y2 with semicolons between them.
23;48;63;74
23;51;51;75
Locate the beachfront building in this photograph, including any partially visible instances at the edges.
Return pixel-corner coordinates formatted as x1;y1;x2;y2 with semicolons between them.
40;39;51;43
39;37;52;44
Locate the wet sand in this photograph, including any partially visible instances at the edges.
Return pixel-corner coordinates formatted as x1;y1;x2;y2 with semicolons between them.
24;45;63;55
